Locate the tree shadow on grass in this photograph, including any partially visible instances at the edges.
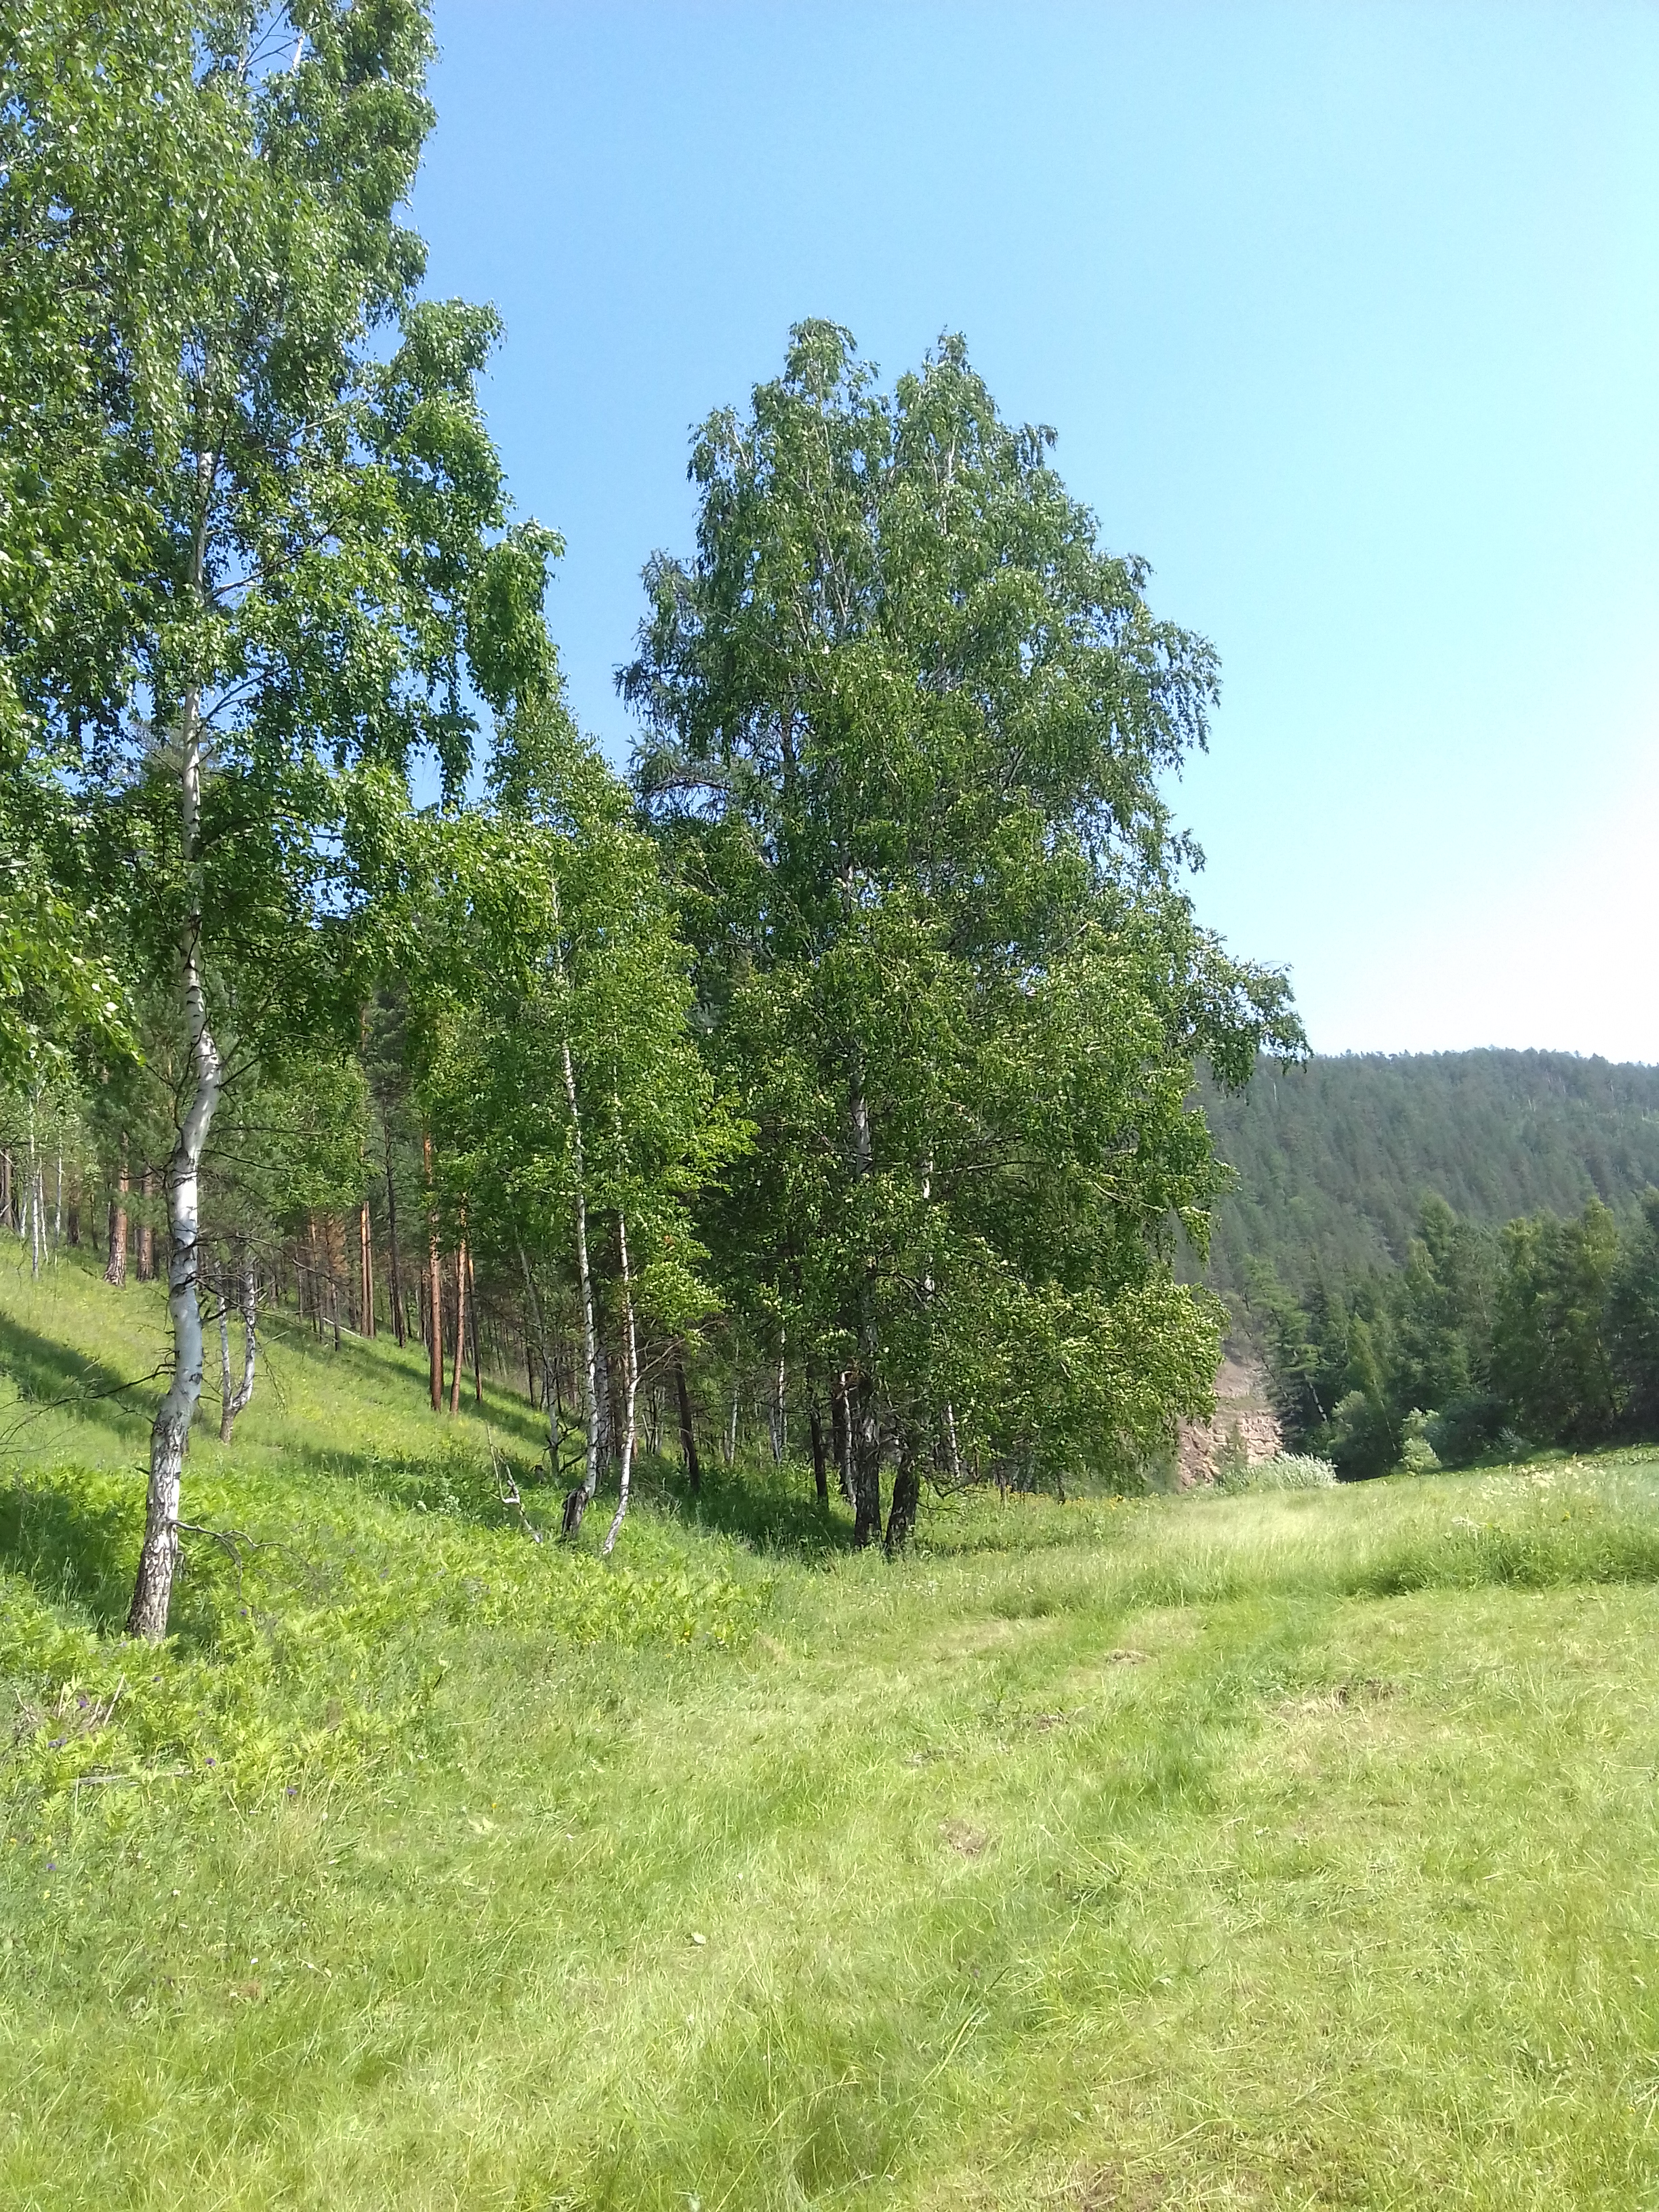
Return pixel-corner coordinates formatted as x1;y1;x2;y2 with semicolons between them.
629;1453;858;1561
257;1311;552;1462
0;1309;161;1452
0;1477;141;1633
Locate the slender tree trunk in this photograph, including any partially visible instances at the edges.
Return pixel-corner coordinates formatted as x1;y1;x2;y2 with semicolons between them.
0;1149;9;1233
518;1239;558;1471
467;1240;483;1404
26;1097;41;1280
424;1133;444;1412
605;1338;625;1470
384;1118;405;1347
126;657;224;1641
136;1167;156;1282
674;1358;701;1494
560;1033;602;1538
941;1401;964;1486
771;1338;787;1464
359;1197;375;1337
601;1212;640;1555
448;1237;466;1416
327;1214;341;1350
725;1381;739;1466
66;1195;79;1248
108;1166;127;1279
851;1368;884;1546
808;1378;829;1505
831;1370;851;1501
848;1055;883;1545
219;1244;258;1443
884;1433;921;1553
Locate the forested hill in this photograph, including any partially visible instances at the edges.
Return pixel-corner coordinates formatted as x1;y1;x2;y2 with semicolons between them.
1197;1050;1659;1296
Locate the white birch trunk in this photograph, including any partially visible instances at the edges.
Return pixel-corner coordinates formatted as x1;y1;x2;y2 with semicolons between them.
26;1095;40;1280
560;1031;602;1537
127;685;223;1638
220;1246;258;1443
600;1210;639;1555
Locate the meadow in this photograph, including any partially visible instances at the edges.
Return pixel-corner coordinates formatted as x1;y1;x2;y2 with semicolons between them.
5;1252;1659;2208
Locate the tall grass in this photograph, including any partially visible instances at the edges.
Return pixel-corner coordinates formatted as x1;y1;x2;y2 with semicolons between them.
5;1248;1659;2205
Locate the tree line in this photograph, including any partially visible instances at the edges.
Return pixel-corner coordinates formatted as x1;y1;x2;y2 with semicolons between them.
1194;1050;1659;1298
1247;1191;1659;1477
1;0;1300;1639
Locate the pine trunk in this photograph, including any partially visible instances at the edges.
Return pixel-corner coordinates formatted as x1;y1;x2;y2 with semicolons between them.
467;1242;483;1404
448;1236;466;1416
359;1198;375;1336
424;1133;443;1412
136;1167;156;1282
384;1120;405;1347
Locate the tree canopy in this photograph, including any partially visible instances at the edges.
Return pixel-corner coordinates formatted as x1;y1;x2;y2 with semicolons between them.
3;8;1309;1635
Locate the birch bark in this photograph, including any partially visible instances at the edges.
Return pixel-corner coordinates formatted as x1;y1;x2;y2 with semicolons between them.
558;1031;602;1538
600;1209;640;1555
218;1245;258;1443
126;660;224;1637
424;1132;443;1411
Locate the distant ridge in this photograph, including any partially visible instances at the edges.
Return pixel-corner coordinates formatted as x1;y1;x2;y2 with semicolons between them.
1195;1049;1659;1298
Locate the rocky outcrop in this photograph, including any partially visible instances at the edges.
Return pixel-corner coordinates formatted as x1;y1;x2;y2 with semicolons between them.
1176;1350;1282;1488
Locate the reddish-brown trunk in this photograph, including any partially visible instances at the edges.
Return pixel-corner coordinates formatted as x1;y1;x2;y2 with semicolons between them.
448;1237;466;1416
424;1133;443;1412
359;1198;375;1336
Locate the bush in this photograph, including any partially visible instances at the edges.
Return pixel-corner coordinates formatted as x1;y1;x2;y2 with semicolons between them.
1398;1408;1442;1475
1427;1393;1511;1467
1216;1452;1337;1494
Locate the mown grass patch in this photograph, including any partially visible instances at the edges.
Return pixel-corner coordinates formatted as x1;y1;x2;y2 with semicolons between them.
7;1252;1659;2205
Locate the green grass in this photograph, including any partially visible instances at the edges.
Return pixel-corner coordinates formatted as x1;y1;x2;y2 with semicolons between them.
6;1250;1659;2206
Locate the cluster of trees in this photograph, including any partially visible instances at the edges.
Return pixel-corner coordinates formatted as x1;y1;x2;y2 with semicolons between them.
1248;1192;1659;1477
1195;1050;1659;1298
1;0;1299;1639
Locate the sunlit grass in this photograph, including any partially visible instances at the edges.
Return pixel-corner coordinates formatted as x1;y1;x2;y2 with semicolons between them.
5;1246;1659;2205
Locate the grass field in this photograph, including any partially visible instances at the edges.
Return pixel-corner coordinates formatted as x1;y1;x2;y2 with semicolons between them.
5;1250;1659;2208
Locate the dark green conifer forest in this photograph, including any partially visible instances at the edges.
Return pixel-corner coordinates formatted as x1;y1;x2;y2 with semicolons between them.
1201;1052;1659;1475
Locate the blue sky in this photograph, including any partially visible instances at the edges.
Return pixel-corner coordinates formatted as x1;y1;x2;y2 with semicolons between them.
414;2;1659;1061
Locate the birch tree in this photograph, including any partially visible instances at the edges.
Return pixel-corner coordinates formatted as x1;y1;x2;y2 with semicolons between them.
6;0;556;1635
403;705;742;1541
626;323;1303;1536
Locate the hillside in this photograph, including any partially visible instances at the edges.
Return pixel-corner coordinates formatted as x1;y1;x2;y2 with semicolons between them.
1198;1048;1659;1296
9;1251;1659;2203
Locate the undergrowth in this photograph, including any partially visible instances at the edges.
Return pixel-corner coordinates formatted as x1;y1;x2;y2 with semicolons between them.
7;1252;1659;2207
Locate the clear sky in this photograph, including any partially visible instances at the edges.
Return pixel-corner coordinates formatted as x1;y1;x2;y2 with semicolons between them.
413;1;1659;1062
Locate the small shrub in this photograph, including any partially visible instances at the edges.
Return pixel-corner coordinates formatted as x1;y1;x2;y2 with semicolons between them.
1216;1452;1336;1494
1398;1409;1442;1475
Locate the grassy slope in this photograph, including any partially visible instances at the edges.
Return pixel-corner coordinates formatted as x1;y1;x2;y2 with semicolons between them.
6;1255;1659;2206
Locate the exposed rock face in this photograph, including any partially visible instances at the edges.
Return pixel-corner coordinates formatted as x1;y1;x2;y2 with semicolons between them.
1176;1350;1283;1488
